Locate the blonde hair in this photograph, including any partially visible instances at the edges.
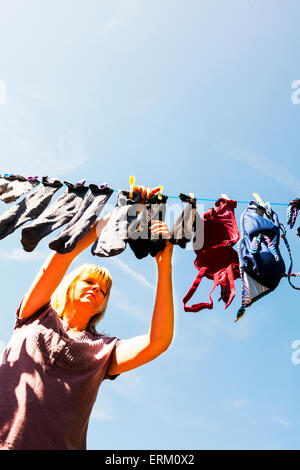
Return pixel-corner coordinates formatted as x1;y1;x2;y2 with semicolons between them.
50;263;112;338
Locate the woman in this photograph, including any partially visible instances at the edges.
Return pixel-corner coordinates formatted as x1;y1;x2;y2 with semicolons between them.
0;185;174;450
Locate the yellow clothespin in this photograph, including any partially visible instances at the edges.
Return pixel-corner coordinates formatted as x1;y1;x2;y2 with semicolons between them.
253;192;264;207
129;175;135;199
221;193;230;200
158;185;163;200
253;192;274;221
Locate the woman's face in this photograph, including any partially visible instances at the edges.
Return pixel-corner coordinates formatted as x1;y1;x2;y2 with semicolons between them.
71;275;107;313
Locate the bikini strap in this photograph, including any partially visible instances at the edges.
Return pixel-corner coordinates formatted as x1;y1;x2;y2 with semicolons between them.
182;269;213;312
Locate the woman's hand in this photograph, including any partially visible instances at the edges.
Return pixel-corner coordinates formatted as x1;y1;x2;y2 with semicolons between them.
133;185;161;203
150;220;173;266
74;184;162;255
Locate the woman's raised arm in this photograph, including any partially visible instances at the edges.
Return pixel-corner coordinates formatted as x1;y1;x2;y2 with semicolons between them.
18;214;112;319
19;185;160;319
107;222;174;376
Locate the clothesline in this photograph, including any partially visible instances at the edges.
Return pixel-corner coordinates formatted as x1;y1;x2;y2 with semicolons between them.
1;174;290;206
0;172;299;323
112;190;289;206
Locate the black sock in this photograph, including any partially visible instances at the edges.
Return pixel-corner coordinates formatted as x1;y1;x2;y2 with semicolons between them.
127;204;150;260
169;193;197;248
128;194;168;259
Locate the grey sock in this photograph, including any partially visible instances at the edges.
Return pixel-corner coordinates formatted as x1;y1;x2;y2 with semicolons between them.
0;175;39;203
0;177;63;240
169;193;197;248
49;184;113;254
92;190;142;257
0;177;9;196
21;181;89;252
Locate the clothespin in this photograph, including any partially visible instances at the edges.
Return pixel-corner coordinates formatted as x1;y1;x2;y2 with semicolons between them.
129;175;135;199
158;185;163;201
189;192;195;198
76;179;86;186
221;193;230;200
253;192;273;221
253;193;265;207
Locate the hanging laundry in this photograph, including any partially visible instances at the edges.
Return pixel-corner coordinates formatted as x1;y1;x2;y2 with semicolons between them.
279;223;300;291
91;190;142;258
0;174;39;204
0;177;63;240
21;180;89;252
48;184;113;254
183;198;240;313
287;198;300;237
0;177;10;196
127;201;150;260
236;201;286;322
127;193;168;260
169;193;197;249
148;194;168;257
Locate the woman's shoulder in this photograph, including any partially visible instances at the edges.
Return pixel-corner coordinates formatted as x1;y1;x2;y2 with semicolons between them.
14;298;60;330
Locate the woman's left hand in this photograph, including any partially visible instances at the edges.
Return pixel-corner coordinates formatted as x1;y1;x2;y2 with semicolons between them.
150;220;173;266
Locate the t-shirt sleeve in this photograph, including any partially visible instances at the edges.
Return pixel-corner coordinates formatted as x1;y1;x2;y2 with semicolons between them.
14;296;57;330
104;338;124;381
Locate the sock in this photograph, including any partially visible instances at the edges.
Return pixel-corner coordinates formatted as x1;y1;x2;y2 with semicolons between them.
148;194;168;257
21;181;89;252
127;204;150;260
0;177;9;196
0;177;63;240
92;190;142;257
169;193;197;248
0;175;39;203
49;184;113;254
128;194;168;259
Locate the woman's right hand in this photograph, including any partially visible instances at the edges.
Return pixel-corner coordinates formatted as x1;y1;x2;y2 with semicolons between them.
73;184;162;255
150;220;173;267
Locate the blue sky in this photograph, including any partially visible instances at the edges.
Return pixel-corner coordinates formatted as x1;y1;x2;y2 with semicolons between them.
1;0;300;450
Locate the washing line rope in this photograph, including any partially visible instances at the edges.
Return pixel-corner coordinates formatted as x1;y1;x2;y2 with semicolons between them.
114;191;289;206
1;173;290;206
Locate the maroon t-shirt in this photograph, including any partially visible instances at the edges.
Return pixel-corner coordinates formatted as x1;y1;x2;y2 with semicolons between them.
0;300;122;450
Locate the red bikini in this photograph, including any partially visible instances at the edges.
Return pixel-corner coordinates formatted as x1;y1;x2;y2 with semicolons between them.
183;198;240;312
